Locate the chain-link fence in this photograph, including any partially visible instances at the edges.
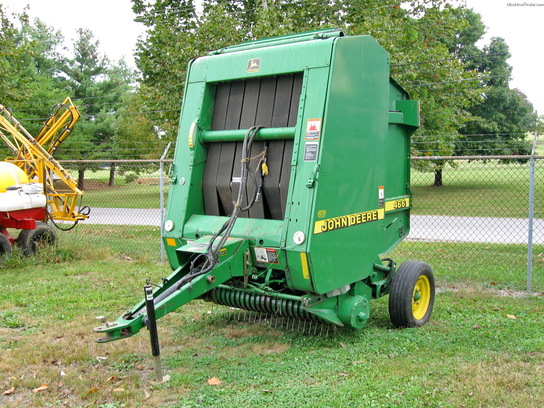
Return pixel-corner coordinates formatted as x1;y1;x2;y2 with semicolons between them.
52;159;170;262
50;156;543;292
393;156;543;293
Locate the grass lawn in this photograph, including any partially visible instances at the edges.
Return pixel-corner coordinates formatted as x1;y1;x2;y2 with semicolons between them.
1;232;543;407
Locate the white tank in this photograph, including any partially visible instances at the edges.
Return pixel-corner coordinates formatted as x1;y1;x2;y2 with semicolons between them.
0;183;46;212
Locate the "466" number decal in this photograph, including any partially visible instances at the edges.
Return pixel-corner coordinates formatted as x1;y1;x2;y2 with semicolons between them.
385;198;410;212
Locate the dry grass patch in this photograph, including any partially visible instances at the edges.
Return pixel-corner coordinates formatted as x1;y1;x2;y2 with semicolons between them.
452;356;544;407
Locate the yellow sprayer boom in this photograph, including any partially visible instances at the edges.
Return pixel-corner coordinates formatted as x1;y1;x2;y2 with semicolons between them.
0;98;88;223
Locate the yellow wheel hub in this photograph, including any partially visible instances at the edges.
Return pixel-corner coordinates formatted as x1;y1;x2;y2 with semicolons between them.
412;275;431;320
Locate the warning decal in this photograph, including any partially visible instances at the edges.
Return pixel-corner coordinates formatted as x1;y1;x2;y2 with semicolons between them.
306;119;321;140
254;247;279;264
313;208;384;234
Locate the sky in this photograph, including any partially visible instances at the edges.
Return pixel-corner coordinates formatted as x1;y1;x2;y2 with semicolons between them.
1;0;543;115
1;0;144;66
464;0;544;116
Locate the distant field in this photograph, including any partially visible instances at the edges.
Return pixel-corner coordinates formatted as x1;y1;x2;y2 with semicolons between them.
411;160;543;218
75;160;543;220
536;139;544;156
80;179;168;209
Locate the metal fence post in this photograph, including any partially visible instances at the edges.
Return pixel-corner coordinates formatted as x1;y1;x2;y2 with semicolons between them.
160;143;172;263
527;132;537;294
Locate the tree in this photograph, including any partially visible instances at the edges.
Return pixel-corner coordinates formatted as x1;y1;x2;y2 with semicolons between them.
0;6;32;105
112;92;161;159
131;0;201;140
1;8;139;188
131;0;483;154
9;17;69;136
385;5;484;186
455;37;538;158
57;29;135;188
406;6;484;186
0;9;70;159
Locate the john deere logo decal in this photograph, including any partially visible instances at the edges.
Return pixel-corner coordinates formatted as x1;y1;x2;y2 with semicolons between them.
247;58;260;73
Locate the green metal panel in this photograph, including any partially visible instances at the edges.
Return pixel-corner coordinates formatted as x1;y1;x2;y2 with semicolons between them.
298;36;403;294
188;39;334;84
210;29;344;55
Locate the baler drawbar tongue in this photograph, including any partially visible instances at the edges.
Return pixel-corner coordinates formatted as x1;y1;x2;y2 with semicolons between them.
94;236;250;342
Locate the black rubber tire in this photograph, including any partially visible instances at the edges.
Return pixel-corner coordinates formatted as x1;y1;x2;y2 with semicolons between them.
0;233;12;261
389;260;435;328
16;222;57;256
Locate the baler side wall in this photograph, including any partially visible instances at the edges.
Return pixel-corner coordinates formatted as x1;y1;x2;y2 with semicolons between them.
305;36;410;295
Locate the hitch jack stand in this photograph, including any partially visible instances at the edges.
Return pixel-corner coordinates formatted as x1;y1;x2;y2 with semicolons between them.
144;285;164;382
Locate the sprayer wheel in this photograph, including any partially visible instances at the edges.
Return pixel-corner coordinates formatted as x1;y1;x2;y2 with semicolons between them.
16;222;57;256
0;233;12;261
388;260;435;328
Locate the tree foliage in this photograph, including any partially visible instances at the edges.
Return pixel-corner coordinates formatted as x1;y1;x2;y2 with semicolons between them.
455;36;538;158
0;10;136;186
55;29;136;187
130;0;485;156
9;17;68;136
2;0;541;183
59;29;135;160
0;5;31;104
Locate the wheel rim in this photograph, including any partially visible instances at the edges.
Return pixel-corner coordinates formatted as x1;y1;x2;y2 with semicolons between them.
412;275;431;320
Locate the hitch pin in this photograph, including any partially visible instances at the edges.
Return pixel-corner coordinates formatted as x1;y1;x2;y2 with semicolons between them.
145;277;163;288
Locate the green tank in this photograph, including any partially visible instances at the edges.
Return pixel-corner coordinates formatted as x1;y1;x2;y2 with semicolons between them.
95;29;434;343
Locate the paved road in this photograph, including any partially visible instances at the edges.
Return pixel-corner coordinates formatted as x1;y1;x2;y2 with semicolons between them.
85;208;543;245
409;215;543;245
86;207;163;226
